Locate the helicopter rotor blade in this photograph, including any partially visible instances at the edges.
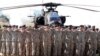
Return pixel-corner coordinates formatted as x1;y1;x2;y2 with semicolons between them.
61;5;100;12
0;2;100;12
63;4;100;7
0;4;43;10
0;2;61;10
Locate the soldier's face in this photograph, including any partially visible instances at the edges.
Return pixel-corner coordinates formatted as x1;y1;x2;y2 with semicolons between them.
55;26;61;31
7;28;11;31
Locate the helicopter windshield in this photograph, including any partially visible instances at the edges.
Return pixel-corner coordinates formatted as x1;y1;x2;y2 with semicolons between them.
50;12;60;21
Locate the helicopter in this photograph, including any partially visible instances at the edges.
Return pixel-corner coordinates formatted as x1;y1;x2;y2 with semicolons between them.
0;2;100;26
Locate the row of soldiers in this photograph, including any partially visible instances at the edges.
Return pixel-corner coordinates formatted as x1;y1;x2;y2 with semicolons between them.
0;25;100;56
0;24;99;32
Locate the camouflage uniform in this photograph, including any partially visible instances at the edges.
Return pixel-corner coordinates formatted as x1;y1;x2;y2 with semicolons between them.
43;30;52;56
53;30;62;56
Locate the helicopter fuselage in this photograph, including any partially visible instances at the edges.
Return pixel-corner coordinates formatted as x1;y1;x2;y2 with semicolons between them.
35;10;66;26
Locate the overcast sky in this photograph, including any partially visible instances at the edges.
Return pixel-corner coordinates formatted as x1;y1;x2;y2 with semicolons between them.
0;0;100;27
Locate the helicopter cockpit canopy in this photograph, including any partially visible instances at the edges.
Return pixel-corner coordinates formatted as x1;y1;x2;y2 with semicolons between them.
46;11;61;25
49;11;59;21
